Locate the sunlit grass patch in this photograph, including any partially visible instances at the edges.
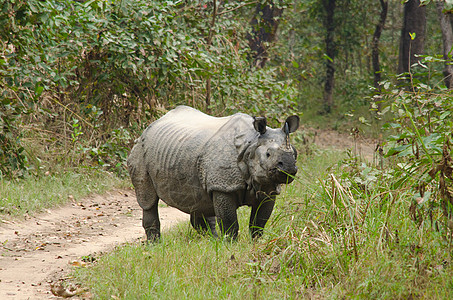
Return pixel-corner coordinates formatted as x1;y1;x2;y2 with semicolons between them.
74;222;258;299
0;169;128;217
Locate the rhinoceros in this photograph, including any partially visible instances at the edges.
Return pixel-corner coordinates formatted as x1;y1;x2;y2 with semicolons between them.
127;106;299;241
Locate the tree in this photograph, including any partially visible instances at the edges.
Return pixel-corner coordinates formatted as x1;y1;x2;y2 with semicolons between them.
398;0;426;75
436;0;453;88
321;0;336;114
205;0;218;111
248;1;284;68
371;0;388;92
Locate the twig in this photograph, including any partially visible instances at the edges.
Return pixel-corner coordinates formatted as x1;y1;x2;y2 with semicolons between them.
4;85;27;108
19;125;71;140
401;101;433;164
51;97;94;128
217;1;258;16
0;244;14;252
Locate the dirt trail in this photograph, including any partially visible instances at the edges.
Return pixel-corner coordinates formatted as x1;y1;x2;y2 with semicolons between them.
0;189;189;299
0;129;377;299
304;127;378;162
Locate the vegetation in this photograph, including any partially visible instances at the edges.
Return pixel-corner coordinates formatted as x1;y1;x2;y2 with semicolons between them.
0;169;126;217
1;0;451;178
73;148;453;299
2;0;453;298
1;0;299;179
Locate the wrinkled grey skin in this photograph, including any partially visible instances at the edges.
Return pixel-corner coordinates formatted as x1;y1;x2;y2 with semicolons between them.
127;106;299;241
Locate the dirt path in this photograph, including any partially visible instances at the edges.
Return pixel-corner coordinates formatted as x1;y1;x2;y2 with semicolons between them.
0;189;189;299
304;127;378;162
0;129;377;299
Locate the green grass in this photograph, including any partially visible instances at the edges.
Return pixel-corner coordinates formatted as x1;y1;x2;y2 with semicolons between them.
72;148;453;299
0;169;128;217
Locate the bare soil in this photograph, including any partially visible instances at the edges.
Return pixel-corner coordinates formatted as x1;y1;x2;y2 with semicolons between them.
0;129;377;299
0;189;188;299
303;127;378;162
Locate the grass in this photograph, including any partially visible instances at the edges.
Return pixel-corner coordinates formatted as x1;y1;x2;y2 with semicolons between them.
72;147;453;299
0;169;129;217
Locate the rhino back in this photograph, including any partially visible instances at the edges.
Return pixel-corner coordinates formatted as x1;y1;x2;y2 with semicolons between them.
139;106;237;213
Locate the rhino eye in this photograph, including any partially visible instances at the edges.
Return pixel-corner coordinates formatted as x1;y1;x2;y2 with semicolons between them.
266;152;271;158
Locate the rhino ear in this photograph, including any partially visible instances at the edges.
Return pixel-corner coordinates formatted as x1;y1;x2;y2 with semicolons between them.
253;117;267;135
283;115;299;133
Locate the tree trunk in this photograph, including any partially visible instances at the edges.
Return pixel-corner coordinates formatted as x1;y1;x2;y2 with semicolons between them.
322;0;336;114
397;0;426;75
436;1;453;89
247;1;283;68
371;0;388;92
205;0;218;112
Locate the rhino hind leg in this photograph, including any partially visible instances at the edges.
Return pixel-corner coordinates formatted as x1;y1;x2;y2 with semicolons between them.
143;204;160;242
190;213;218;238
130;166;160;242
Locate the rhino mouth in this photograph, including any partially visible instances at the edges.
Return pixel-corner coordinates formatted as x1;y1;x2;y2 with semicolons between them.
270;166;297;184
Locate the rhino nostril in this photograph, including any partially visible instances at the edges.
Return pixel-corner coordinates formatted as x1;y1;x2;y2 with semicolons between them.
277;161;283;168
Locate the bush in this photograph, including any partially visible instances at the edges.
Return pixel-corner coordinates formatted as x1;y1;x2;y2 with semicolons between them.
379;56;453;233
0;0;300;178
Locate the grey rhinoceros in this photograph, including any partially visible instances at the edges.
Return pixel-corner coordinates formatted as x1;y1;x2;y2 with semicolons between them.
127;106;299;241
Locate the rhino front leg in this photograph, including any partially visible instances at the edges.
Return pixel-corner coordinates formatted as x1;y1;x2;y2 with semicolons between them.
212;191;239;240
249;196;275;239
190;213;218;238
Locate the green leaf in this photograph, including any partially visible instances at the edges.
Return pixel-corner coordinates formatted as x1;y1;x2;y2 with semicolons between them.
323;54;333;63
440;111;451;120
445;0;453;12
35;85;44;97
386;144;412;157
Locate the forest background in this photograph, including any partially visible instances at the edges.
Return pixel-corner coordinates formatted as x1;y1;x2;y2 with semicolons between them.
0;0;451;180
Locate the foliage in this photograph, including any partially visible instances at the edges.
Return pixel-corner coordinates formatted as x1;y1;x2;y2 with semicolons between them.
1;0;451;179
1;0;450;178
379;55;453;233
0;97;28;179
422;0;453;12
271;0;380;114
1;0;452;297
0;0;300;179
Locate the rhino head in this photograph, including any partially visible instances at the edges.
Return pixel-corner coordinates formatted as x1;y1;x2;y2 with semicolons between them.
242;115;300;187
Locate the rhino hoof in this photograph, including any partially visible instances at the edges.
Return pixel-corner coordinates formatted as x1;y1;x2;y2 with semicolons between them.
145;228;161;243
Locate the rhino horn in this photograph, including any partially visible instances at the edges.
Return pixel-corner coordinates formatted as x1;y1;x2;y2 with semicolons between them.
282;115;300;148
284;122;290;148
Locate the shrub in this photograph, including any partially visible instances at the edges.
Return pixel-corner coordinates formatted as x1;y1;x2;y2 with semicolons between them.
0;0;300;178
